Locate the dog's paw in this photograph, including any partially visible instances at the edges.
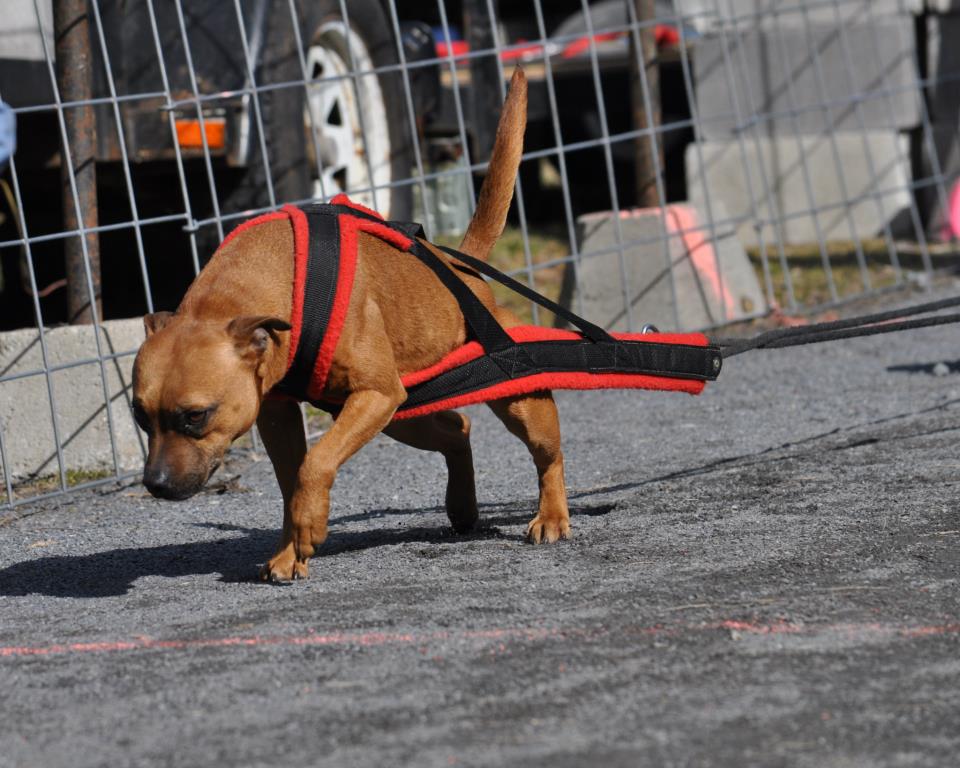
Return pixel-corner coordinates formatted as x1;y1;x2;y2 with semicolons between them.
444;468;478;534
446;496;479;534
526;514;571;544
260;548;309;582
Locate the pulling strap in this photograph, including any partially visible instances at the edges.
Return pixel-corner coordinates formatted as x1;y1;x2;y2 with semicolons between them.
436;244;615;344
716;295;960;357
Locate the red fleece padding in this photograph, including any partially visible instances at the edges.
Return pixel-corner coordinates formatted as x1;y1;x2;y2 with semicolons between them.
394;369;705;421
280;205;310;371
400;327;709;388
330;193;384;220
216;210;290;253
354;218;414;251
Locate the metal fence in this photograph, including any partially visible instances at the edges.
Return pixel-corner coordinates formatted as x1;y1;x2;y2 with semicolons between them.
1;0;958;509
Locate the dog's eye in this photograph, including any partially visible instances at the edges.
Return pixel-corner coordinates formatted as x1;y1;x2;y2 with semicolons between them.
132;402;151;434
178;407;214;435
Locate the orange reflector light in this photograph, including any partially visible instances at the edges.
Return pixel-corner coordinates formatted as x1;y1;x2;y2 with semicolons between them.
175;118;226;149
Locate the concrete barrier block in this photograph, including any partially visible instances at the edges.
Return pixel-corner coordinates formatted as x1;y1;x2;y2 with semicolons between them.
686;132;912;246
675;0;921;35
925;0;960;12
693;15;920;138
561;203;766;333
917;124;960;239
0;0;54;62
927;14;960;126
920;14;960;237
0;319;146;484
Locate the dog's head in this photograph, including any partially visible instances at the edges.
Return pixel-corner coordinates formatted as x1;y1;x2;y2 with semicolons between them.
132;311;290;500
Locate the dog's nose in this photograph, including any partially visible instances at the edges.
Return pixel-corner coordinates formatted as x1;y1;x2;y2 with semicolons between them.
143;465;173;498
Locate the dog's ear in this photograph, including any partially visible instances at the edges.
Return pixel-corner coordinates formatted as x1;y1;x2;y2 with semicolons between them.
143;311;174;338
227;316;292;359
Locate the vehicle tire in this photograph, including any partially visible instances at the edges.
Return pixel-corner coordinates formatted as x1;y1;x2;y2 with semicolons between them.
213;0;414;253
209;6;307;244
301;0;415;221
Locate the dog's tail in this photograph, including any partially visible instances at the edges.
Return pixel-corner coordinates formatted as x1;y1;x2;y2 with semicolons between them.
458;68;527;261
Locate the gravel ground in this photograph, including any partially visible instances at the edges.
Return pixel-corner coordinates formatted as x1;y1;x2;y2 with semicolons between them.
1;295;959;767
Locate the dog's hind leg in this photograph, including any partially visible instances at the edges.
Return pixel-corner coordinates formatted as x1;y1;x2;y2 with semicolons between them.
383;410;478;533
256;397;309;581
487;391;570;544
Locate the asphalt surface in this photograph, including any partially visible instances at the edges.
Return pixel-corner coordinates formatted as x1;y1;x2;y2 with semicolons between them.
2;294;959;767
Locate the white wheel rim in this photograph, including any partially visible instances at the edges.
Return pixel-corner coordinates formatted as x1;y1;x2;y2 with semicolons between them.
305;22;394;215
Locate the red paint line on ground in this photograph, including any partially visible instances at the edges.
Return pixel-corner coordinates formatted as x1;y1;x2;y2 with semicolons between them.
713;619;805;634
711;619;960;638
0;627;566;659
2;621;956;659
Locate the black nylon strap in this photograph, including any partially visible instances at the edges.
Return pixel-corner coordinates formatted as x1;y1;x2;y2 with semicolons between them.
721;311;960;354
299;202;426;239
299;202;381;223
301;205;502;347
437;244;615;344
716;294;960;357
274;211;340;398
406;239;535;365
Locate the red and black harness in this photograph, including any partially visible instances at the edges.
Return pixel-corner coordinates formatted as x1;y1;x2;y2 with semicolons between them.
218;195;722;420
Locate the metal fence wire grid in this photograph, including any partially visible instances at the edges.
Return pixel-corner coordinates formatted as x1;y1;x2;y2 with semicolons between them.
1;0;958;509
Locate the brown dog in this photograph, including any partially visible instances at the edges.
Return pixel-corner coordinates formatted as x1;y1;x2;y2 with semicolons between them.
133;71;569;581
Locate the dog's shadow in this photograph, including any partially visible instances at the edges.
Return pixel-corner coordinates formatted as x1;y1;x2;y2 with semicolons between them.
0;523;276;599
0;502;616;599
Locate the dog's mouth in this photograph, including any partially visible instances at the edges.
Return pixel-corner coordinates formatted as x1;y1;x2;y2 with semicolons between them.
144;458;223;501
144;468;214;502
144;479;203;501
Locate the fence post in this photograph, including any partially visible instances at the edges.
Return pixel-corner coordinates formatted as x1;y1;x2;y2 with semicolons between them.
464;0;499;162
631;0;663;208
54;0;101;324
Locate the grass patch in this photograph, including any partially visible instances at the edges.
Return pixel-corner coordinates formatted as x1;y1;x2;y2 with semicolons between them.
435;225;570;325
304;405;333;436
439;227;942;324
65;468;114;486
10;467;116;501
747;239;916;309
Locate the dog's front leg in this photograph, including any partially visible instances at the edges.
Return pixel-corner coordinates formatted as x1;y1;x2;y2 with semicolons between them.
256;397;308;581
280;387;403;580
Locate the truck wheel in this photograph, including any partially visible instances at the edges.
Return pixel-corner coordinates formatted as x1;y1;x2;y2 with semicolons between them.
303;7;413;220
214;0;413;254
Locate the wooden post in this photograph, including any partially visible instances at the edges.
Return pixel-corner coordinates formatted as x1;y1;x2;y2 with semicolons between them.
54;0;101;324
631;0;664;208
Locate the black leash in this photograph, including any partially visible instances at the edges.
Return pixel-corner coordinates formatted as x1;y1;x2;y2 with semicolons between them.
715;295;960;357
435;244;616;344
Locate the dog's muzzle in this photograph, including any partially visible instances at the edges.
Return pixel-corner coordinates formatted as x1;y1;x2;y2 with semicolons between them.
143;465;203;501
